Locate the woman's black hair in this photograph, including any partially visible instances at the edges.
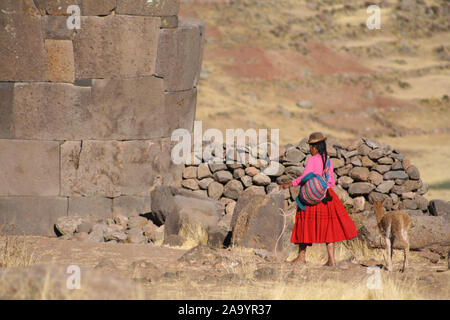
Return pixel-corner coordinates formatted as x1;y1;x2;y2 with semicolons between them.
312;140;328;171
312;140;332;203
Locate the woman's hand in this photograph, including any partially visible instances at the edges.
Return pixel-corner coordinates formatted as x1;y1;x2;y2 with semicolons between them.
280;182;291;189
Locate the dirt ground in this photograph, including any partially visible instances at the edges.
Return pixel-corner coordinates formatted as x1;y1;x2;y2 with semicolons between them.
1;235;448;299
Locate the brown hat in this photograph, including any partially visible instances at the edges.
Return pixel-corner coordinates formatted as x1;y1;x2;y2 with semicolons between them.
307;132;327;144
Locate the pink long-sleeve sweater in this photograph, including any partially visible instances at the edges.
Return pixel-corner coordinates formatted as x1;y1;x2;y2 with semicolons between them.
291;154;335;188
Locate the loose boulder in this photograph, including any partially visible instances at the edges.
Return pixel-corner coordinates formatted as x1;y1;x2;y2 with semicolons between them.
230;192;285;253
150;186;226;247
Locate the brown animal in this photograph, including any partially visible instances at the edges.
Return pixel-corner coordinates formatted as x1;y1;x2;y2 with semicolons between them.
373;200;411;272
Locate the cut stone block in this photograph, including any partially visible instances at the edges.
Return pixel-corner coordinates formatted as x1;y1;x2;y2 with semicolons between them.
68;197;113;219
8;77;177;140
0;196;68;236
43;16;77;40
113;196;152;217
11;82;92;140
89;77;167;139
45;39;75;83
116;0;179;16
61;138;182;197
0;140;60;196
156;21;205;91
82;0;116;16
33;0;82;15
164;88;197;134
0;0;46;81
73;15;160;79
0;83;14;138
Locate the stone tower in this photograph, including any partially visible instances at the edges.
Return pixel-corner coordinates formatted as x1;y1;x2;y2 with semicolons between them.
0;0;205;235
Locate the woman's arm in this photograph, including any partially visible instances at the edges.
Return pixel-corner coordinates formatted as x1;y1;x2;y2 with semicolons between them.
291;156;315;187
327;159;335;188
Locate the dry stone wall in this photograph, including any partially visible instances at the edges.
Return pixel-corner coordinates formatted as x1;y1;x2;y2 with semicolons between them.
180;137;431;218
0;0;205;235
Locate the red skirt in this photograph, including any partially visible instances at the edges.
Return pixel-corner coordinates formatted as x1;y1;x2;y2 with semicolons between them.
291;188;358;244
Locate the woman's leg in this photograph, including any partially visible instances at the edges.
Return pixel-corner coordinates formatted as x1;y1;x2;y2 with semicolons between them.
292;243;309;263
325;242;336;266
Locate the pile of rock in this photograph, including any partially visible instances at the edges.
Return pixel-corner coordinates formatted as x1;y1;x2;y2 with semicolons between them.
180;137;431;216
55;213;164;245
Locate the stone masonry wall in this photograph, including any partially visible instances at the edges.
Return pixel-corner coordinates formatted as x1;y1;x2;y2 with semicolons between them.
180;137;430;220
0;0;205;235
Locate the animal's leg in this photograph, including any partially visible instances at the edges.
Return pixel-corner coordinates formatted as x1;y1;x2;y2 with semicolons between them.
385;236;392;272
400;230;409;273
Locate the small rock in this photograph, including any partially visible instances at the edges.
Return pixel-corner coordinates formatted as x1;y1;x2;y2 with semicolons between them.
86;224;107;243
350;156;362;167
284;148;306;163
368;171;383;186
127;228;146;244
401;192;416;200
223;180;244;200
113;213;128;227
377;157;393;165
244;166;260;177
241;185;266;196
357;144;372;156
198;177;214;189
240;175;253;187
181;179;199;190
348;182;375;196
252;173;271;186
209;163;228;173
233;168;246;179
197;163;213;179
349;167;369;181
406;165;420;180
364;138;381;149
376;180;395;194
55;216;83;236
142;222;158;237
214;170;233;183
296;100;313;109
76;221;93;234
428;200;450;216
391;160;403;170
384;171;408;180
149;225;164;244
208;181;224;200
183;166;198;179
331;158;345;169
368;148;385;160
254;248;269;260
127;216;148;229
353;196;366;212
401;199;418;210
338;176;354;189
225;201;236;216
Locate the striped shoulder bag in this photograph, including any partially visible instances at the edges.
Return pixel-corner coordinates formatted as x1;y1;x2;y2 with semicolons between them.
298;159;331;206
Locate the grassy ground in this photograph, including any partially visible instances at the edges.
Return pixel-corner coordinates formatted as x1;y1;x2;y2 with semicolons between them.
0;233;448;300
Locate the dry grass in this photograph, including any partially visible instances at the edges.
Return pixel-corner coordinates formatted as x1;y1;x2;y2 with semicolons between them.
146;240;448;300
0;225;36;269
0;264;147;300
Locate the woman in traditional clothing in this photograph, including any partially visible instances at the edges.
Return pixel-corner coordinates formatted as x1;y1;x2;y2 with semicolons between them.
281;132;358;266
